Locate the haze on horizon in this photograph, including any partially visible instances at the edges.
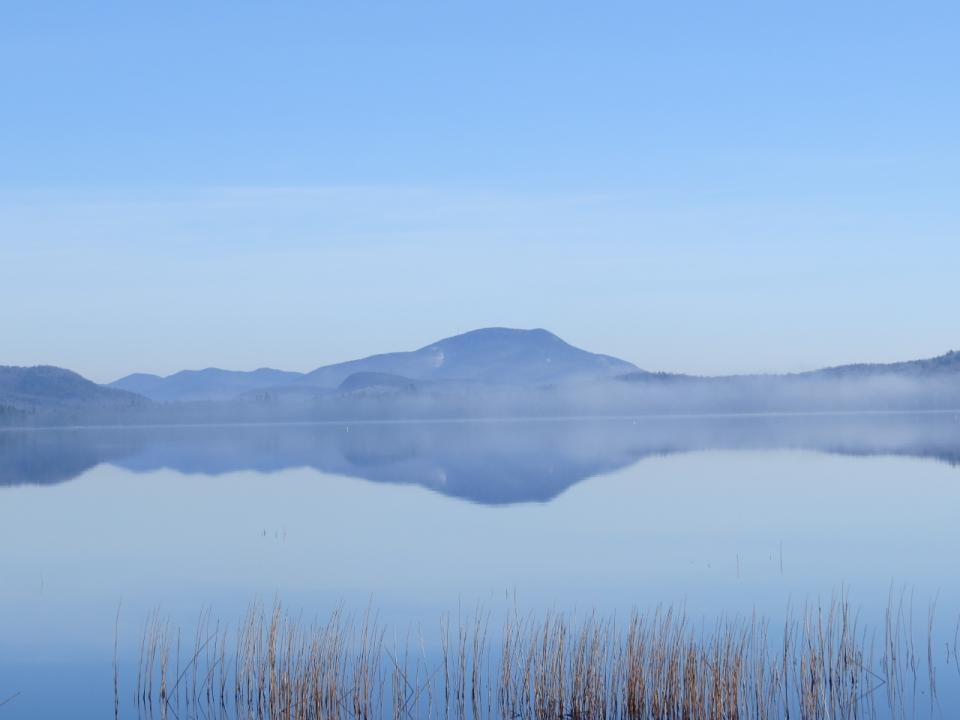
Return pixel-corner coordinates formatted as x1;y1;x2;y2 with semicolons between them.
2;3;958;384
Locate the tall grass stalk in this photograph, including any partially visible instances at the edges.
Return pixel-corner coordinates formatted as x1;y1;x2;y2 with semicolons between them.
132;595;958;720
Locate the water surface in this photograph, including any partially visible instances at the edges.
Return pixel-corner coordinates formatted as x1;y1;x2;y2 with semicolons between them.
1;414;958;717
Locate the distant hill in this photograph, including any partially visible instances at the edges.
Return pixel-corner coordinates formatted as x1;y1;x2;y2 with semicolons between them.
109;328;639;402
112;367;304;402
0;365;142;406
0;365;146;424
800;350;960;379
616;349;960;413
4;335;958;426
618;350;960;385
303;327;637;387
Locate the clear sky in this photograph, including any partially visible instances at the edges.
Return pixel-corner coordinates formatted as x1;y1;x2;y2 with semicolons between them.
1;2;957;383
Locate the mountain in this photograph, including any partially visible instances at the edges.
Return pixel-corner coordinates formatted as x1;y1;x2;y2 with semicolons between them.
0;365;142;405
7;337;958;426
618;350;960;385
109;328;639;402
801;350;960;379
616;349;960;413
303;327;636;387
111;367;305;402
0;365;147;424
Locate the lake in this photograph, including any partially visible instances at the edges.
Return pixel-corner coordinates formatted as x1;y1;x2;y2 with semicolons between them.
1;413;959;718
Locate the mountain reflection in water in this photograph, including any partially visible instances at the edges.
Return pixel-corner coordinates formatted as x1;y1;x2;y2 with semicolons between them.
1;412;958;505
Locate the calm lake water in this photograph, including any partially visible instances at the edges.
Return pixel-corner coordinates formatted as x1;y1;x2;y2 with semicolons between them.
1;413;959;718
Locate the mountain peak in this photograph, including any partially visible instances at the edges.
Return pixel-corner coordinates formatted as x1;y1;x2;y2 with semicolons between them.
387;327;636;385
422;327;565;352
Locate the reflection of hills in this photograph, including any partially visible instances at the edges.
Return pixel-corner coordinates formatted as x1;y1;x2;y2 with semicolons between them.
1;413;958;505
0;429;123;486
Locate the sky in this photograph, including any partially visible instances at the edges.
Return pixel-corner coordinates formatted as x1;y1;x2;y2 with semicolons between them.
1;2;958;383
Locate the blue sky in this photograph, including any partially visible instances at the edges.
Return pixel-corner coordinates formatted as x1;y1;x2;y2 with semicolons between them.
1;2;957;382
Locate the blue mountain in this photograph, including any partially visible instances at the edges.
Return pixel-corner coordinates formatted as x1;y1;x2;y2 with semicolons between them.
111;367;304;402
110;328;639;402
0;365;144;414
3;334;959;423
303;327;637;388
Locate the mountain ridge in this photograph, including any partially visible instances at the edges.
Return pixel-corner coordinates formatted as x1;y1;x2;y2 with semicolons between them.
111;327;639;402
112;367;304;402
0;365;144;406
3;330;958;425
617;349;960;383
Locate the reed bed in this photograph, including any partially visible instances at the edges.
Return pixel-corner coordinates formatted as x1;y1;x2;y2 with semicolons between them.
131;595;958;720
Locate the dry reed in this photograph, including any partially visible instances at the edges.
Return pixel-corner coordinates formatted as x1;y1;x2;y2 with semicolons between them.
131;595;959;720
